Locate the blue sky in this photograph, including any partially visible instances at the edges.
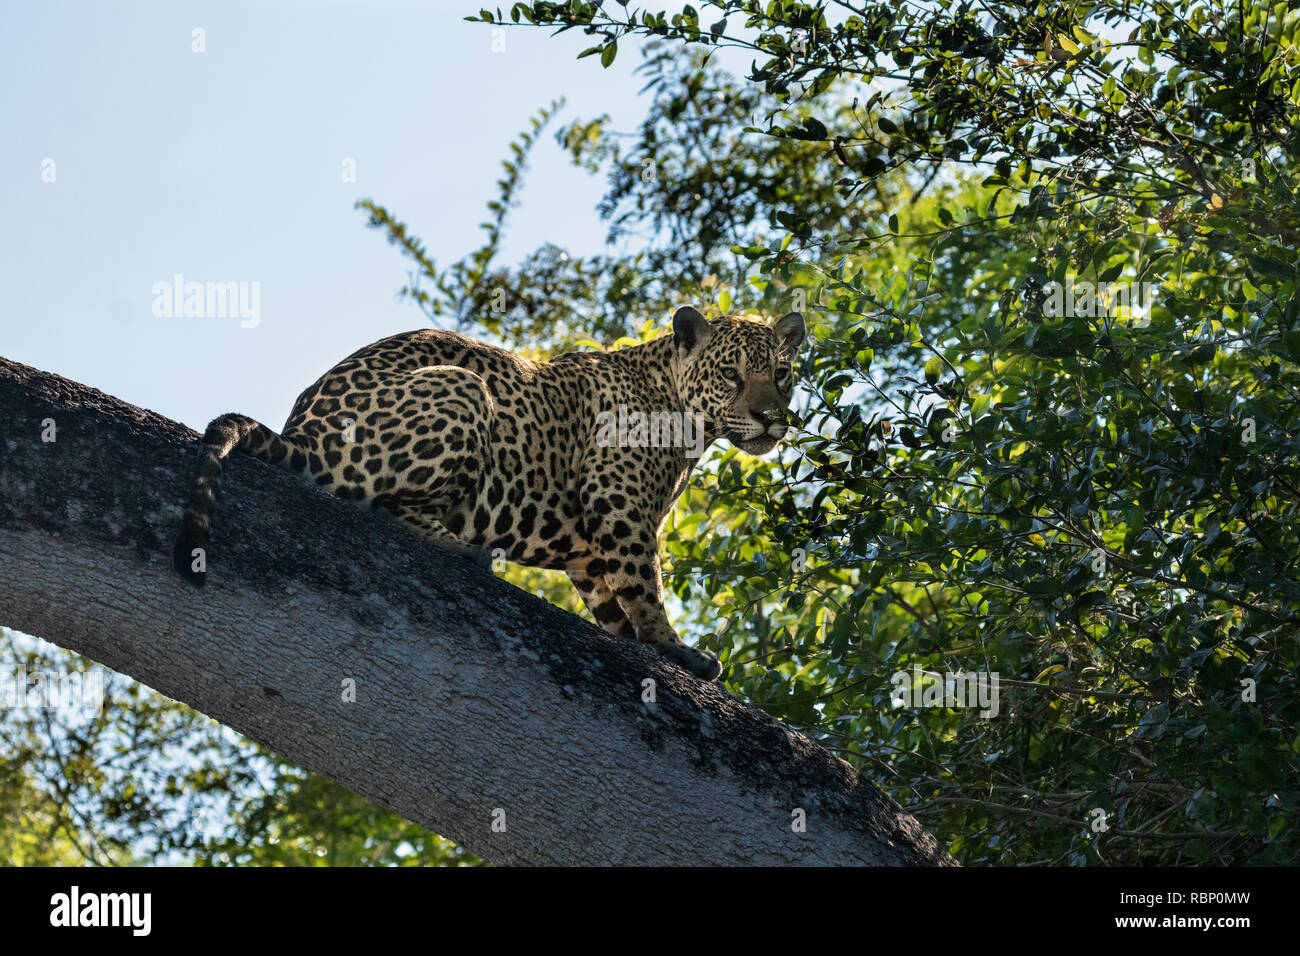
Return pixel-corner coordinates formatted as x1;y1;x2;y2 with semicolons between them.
0;0;663;431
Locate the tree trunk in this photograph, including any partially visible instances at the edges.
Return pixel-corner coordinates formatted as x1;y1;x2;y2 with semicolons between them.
0;356;954;866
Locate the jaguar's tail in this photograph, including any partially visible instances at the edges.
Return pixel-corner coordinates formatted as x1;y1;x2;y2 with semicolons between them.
173;413;298;586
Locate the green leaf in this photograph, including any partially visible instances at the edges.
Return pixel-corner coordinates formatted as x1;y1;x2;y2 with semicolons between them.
802;117;828;139
1248;255;1292;281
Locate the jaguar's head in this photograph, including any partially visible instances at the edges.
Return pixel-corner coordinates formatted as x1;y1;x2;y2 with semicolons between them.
672;306;807;455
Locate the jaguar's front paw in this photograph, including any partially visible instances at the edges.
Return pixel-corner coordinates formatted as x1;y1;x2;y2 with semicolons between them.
661;641;722;681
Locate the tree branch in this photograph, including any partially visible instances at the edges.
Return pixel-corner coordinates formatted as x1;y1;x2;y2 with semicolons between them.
0;356;954;866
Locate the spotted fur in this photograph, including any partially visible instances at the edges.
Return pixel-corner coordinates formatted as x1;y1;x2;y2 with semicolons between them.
173;307;807;680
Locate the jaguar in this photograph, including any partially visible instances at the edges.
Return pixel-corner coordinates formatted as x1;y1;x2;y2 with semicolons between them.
174;306;807;680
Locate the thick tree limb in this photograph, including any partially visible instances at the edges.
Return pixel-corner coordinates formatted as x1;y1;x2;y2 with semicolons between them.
0;356;954;866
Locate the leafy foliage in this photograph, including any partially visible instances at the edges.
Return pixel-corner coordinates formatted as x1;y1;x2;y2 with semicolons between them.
0;630;479;866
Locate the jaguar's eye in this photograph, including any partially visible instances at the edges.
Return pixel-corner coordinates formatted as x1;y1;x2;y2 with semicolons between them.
775;366;792;389
723;368;743;386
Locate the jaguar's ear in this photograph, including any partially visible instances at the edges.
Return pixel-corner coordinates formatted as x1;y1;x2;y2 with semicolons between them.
673;306;712;359
772;312;807;359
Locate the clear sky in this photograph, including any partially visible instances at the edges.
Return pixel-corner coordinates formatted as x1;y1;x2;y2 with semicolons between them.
0;0;659;432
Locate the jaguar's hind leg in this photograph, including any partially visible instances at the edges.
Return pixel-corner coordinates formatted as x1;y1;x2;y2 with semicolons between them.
381;507;492;568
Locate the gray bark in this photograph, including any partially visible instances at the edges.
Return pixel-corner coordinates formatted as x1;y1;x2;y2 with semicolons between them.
0;356;955;866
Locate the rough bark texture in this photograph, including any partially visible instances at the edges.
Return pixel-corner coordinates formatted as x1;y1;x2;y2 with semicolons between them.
0;356;955;866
